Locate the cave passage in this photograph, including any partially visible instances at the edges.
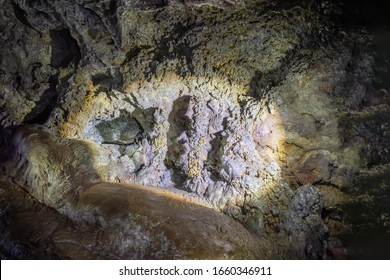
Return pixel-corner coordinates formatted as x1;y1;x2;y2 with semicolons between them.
0;0;389;260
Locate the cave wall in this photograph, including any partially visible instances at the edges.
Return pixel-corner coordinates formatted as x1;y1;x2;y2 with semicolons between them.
0;0;389;259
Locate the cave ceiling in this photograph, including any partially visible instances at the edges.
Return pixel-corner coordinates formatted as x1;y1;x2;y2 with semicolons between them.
0;0;389;259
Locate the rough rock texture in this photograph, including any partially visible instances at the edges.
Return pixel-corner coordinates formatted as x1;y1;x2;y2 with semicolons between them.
0;0;389;259
1;125;279;259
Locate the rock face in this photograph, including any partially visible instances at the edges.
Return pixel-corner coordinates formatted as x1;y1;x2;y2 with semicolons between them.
1;125;277;259
0;0;389;259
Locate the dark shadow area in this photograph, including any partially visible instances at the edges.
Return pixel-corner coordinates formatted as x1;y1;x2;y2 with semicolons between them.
0;125;13;164
205;129;224;181
369;27;390;106
50;29;81;68
164;96;192;187
12;2;34;29
247;70;269;100
104;0;119;28
329;0;390;260
91;69;123;92
23;75;58;125
342;197;390;259
339;0;390;27
0;176;106;259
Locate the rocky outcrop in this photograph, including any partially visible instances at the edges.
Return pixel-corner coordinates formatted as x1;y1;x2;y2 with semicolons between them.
1;125;278;259
0;0;389;259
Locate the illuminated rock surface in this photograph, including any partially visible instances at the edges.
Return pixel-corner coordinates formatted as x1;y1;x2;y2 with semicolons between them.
0;0;389;259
